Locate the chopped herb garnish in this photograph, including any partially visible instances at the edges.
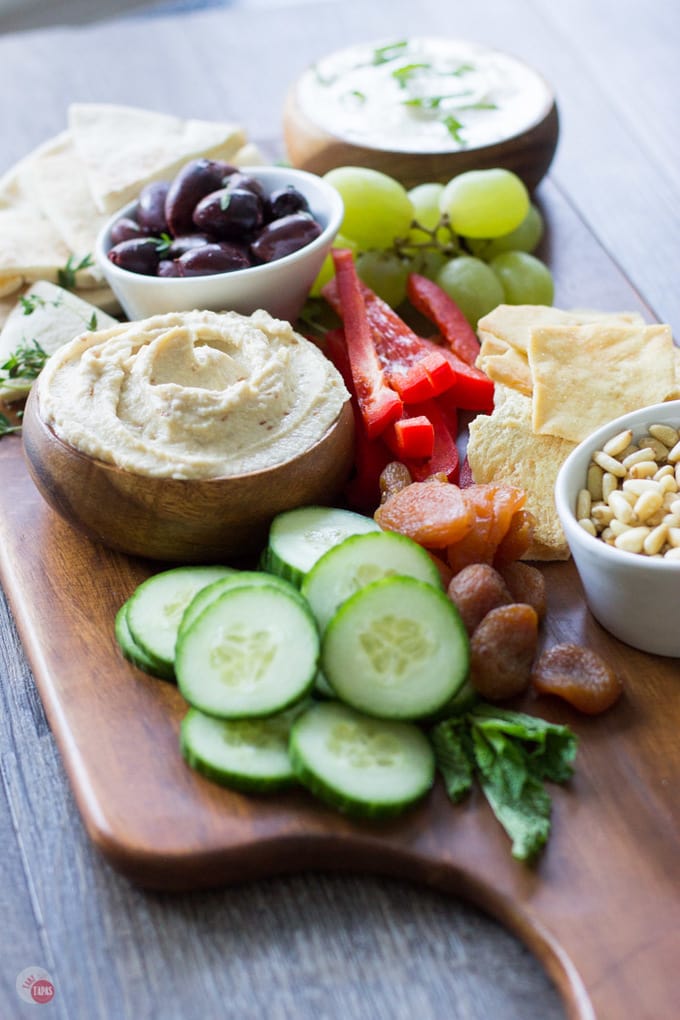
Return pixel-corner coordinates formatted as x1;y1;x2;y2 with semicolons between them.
347;89;367;103
371;40;409;65
0;338;49;383
154;232;174;254
431;706;577;862
391;62;431;88
219;191;232;212
87;312;98;331
442;114;465;143
19;294;47;315
57;253;94;290
451;62;476;77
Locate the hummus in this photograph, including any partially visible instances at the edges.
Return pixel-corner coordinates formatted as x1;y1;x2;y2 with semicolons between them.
38;308;349;479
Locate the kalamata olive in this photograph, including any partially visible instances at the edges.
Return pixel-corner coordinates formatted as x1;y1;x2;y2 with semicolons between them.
110;216;144;246
177;242;252;276
226;173;267;202
164;233;216;259
250;212;322;263
108;238;160;275
192;188;263;240
164;159;237;236
137;180;170;234
158;259;181;277
265;186;310;221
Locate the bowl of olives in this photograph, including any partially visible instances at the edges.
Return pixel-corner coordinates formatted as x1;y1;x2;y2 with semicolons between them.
95;162;344;323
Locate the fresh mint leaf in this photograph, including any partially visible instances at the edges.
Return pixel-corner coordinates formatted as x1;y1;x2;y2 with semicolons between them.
391;62;431;88
477;764;552;862
469;706;577;784
442;114;465;143
430;718;474;802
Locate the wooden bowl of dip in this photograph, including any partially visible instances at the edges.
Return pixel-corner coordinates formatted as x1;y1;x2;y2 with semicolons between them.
284;38;559;191
22;310;355;564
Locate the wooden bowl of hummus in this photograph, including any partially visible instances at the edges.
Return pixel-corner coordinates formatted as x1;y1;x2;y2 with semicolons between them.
22;309;355;563
284;38;558;190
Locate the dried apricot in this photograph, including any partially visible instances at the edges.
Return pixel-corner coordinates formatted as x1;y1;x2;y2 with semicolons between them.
498;561;547;620
374;479;474;549
447;564;513;635
493;509;536;565
447;484;527;572
469;603;538;701
531;644;623;714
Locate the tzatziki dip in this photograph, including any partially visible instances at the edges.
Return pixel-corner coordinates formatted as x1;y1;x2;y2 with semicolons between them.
296;37;552;154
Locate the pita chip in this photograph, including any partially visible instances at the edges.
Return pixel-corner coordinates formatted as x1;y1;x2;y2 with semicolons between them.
69;103;247;213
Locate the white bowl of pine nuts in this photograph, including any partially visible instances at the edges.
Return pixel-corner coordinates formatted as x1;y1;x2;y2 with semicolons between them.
555;400;680;657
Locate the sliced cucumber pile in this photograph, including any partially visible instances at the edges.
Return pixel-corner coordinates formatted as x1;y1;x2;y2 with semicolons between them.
114;506;471;821
262;505;381;587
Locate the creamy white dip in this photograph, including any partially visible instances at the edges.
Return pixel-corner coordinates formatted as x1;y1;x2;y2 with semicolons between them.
38;308;349;479
297;37;552;153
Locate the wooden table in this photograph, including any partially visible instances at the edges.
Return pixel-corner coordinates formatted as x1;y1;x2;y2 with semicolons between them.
0;2;677;1019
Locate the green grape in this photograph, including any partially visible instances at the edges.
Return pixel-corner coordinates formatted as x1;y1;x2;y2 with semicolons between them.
440;168;529;239
435;256;505;327
309;234;358;296
467;204;544;259
406;182;453;248
489;250;554;305
406;248;448;281
355;250;410;307
323;166;414;250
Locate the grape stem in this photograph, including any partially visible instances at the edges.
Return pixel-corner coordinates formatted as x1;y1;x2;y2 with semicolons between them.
393;214;461;260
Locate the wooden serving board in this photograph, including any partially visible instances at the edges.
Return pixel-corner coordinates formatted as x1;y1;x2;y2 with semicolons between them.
0;435;679;1020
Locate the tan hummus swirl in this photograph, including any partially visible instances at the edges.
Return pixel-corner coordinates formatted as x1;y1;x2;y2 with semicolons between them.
38;309;349;479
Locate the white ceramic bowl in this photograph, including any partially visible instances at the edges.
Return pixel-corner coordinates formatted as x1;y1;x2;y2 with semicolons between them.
95;166;344;322
555;400;680;658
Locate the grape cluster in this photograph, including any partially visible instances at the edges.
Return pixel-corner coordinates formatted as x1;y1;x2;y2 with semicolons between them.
313;166;553;323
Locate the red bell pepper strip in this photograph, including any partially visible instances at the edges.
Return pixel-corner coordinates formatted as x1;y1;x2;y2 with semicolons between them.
328;250;403;439
417;336;495;413
402;398;460;484
323;276;457;402
407;273;481;366
384;413;435;460
324;327;393;513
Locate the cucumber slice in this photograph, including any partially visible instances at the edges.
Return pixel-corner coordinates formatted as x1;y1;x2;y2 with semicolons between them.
176;585;319;718
180;705;303;793
322;576;469;720
264;505;381;586
179;570;306;642
289;701;435;818
301;530;443;633
114;599;174;681
126;565;235;673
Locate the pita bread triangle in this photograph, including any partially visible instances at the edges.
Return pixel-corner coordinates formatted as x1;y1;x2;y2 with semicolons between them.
69;103;247;213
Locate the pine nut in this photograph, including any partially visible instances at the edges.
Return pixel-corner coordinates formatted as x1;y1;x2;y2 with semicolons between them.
649;424;679;447
622;447;657;468
591;504;614;528
603;429;633;457
593;451;627;476
634;490;663;521
628;460;658;479
668;527;680;548
643;523;669;555
576;489;592;520
668;440;680;464
609;518;633;537
608;490;635;523
602;472;619;501
614;527;650;553
578;518;597;537
587;463;604;500
664;547;680;560
654;464;675;481
622;478;659;496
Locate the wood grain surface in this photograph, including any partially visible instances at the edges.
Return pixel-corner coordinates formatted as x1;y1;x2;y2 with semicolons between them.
1;2;678;1019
